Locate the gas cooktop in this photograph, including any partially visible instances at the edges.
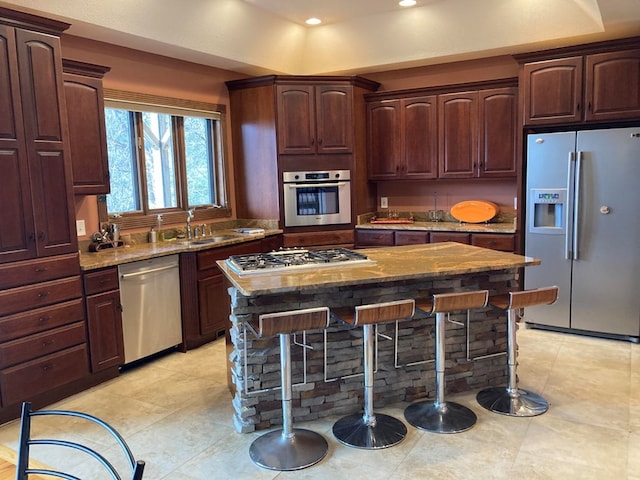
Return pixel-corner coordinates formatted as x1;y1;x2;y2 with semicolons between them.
226;248;374;275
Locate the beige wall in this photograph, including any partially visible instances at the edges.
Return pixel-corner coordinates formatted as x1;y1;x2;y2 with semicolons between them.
63;35;519;238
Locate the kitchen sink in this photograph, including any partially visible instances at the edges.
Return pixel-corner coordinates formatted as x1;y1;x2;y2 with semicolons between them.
190;235;238;245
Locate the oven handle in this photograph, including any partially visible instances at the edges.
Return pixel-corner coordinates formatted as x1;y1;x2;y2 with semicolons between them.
286;182;348;189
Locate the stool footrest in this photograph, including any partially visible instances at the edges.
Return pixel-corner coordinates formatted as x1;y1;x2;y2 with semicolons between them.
404;400;477;433
333;412;407;449
476;387;549;417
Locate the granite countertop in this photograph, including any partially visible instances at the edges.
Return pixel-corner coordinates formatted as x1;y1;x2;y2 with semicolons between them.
217;242;539;296
356;220;516;234
79;229;282;271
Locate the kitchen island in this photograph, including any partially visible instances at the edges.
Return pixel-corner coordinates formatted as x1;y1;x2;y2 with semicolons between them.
217;242;540;433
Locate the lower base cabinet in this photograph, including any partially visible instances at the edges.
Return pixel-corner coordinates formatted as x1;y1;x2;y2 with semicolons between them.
181;235;283;350
356;228;514;252
83;267;125;372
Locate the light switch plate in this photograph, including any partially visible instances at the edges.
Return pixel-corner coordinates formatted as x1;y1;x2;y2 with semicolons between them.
76;219;86;236
380;197;388;208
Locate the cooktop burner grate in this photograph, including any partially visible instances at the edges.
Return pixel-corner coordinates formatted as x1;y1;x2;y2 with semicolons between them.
226;247;373;275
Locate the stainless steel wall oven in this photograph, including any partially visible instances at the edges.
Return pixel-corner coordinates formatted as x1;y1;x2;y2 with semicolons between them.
282;170;352;227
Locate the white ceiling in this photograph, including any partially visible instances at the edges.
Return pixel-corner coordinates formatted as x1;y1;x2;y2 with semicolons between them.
2;0;640;75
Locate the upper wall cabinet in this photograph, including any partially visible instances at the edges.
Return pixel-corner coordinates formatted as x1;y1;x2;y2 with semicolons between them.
0;11;77;263
367;95;437;180
62;59;111;195
277;84;354;155
518;38;640;127
366;79;517;181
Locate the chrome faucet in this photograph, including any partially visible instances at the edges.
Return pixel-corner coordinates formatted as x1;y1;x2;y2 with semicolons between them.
186;209;194;239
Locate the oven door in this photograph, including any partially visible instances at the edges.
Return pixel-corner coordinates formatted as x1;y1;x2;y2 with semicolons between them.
283;181;351;227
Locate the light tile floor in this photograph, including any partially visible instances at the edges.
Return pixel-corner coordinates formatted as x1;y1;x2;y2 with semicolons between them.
0;326;638;479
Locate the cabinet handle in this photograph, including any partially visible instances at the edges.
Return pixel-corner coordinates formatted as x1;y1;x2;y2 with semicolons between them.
99;278;108;285
42;339;54;347
28;232;36;242
577;102;581;112
41;364;52;372
35;267;48;273
587;101;592;112
311;138;315;145
318;138;322;145
37;291;50;299
38;316;50;323
38;232;46;241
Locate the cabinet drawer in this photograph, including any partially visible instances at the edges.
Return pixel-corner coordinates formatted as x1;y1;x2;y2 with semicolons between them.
355;229;394;247
394;231;429;245
0;344;89;407
430;232;471;244
0;276;82;317
0;299;85;342
83;267;119;295
0;253;80;290
471;234;515;252
283;230;354;248
0;322;86;369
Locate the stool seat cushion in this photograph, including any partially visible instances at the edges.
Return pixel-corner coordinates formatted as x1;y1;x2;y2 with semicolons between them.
332;300;415;326
431;290;488;314
256;307;330;337
490;286;559;311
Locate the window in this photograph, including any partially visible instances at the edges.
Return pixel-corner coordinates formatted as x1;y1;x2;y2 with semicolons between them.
101;90;229;229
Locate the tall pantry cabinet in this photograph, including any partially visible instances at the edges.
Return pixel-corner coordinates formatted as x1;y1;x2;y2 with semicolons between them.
0;7;91;422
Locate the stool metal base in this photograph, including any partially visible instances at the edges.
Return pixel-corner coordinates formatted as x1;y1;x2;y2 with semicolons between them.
249;428;328;471
476;387;549;417
333;413;407;449
404;401;477;434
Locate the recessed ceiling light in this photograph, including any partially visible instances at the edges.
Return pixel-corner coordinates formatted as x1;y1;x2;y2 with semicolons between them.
399;0;417;6
305;17;322;25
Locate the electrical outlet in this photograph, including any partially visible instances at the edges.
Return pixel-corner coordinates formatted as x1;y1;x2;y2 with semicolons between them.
380;197;388;208
76;219;86;236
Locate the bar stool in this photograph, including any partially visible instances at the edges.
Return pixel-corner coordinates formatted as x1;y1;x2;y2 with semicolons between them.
476;286;559;417
404;290;489;434
248;307;330;471
332;299;415;449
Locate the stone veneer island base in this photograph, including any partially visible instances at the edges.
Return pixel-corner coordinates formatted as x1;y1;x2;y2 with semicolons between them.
217;243;540;433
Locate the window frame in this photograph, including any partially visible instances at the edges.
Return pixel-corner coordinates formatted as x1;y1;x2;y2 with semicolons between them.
99;89;231;230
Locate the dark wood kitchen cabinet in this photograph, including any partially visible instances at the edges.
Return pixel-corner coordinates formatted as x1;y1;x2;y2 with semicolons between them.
277;83;354;155
226;76;380;226
83;267;124;372
0;253;90;413
365;79;517;181
0;11;77;264
518;38;640;126
63;59;112;195
438;91;478;178
180;236;283;349
367;96;437;180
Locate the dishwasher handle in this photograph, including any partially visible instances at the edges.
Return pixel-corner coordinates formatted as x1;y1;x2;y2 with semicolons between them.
119;263;178;280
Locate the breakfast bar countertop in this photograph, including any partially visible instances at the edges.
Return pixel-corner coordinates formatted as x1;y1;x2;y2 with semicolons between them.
355;220;517;234
217;242;539;297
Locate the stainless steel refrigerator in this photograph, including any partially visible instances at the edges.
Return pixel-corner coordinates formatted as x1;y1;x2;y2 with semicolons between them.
525;126;640;342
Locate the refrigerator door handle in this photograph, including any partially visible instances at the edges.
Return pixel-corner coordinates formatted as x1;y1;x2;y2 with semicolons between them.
573;151;583;260
565;152;576;260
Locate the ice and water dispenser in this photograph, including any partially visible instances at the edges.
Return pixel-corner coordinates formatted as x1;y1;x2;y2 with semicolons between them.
528;188;566;234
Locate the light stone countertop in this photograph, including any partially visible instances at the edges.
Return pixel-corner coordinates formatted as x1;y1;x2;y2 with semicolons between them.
79;229;282;271
356;220;516;234
217;242;539;296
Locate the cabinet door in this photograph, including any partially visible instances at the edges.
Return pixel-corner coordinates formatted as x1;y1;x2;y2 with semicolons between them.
86;290;124;372
471;233;514;252
63;68;110;194
0;25;36;263
403;96;438;179
15;29;76;257
522;57;583;126
315;85;353;153
438;91;478;178
367;100;401;179
478;87;517;178
276;84;315;154
585;49;640;122
355;229;394;247
197;274;228;338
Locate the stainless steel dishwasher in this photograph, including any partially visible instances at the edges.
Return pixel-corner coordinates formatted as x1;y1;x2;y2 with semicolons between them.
118;254;182;364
